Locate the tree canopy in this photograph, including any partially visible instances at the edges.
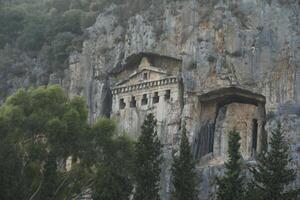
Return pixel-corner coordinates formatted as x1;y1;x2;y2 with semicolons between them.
0;0;116;96
0;85;134;199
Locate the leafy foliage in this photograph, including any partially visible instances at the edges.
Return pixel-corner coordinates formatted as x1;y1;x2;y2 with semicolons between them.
0;6;25;48
216;130;244;200
39;152;58;200
89;119;135;200
171;122;198;200
0;0;110;79
133;113;163;200
0;86;135;199
93;165;133;200
246;122;300;200
0;85;88;199
0;143;24;200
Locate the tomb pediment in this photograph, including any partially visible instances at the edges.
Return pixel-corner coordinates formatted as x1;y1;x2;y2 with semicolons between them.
114;57;168;87
109;52;182;76
116;68;167;86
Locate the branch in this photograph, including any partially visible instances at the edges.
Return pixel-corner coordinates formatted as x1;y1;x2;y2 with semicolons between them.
29;182;42;200
54;173;71;195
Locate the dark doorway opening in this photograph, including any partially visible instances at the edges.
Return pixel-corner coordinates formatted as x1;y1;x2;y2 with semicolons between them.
153;92;159;104
193;123;215;160
141;94;148;105
252;119;258;156
130;96;136;108
164;90;171;100
120;98;126;109
143;73;148;80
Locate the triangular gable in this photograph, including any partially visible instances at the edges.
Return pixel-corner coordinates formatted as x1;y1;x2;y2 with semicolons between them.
139;57;152;69
137;57;166;73
129;68;166;79
115;57;167;86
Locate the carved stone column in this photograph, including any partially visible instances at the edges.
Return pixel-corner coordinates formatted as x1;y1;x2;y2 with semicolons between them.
257;102;266;154
257;120;265;154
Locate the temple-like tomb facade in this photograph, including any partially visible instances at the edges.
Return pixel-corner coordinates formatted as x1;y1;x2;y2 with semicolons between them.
110;56;181;141
191;87;267;162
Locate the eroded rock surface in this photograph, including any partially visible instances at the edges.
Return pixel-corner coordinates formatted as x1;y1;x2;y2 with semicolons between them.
63;0;300;199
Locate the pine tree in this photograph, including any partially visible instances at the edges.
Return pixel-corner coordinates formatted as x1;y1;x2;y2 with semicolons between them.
171;122;198;200
216;130;244;200
133;113;163;200
246;122;299;200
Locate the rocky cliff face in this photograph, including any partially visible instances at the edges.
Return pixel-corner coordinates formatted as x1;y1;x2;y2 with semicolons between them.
3;0;299;199
63;0;299;119
61;0;300;199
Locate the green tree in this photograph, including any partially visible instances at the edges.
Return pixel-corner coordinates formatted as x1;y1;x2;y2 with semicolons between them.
39;152;58;200
43;32;75;71
46;0;72;13
17;15;48;51
93;166;133;200
171;122;198;200
0;0;113;82
216;130;244;200
61;9;83;34
0;143;24;200
133;113;163;200
0;6;25;48
0;85;136;200
0;85;89;199
90;119;134;200
246;122;299;200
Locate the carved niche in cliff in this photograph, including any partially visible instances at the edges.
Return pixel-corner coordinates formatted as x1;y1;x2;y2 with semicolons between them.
109;53;182;140
192;87;267;162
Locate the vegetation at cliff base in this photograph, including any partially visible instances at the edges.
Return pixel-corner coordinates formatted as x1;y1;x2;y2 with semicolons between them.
216;130;244;200
171;122;198;200
0;85;134;199
1;86;300;200
215;125;299;200
91;119;134;200
133;113;163;200
245;122;300;200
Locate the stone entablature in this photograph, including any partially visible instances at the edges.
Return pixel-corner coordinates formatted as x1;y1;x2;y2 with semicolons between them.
112;82;179;111
111;76;178;95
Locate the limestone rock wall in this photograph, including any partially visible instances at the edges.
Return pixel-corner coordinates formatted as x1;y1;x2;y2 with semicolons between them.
61;0;299;199
62;0;299;121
